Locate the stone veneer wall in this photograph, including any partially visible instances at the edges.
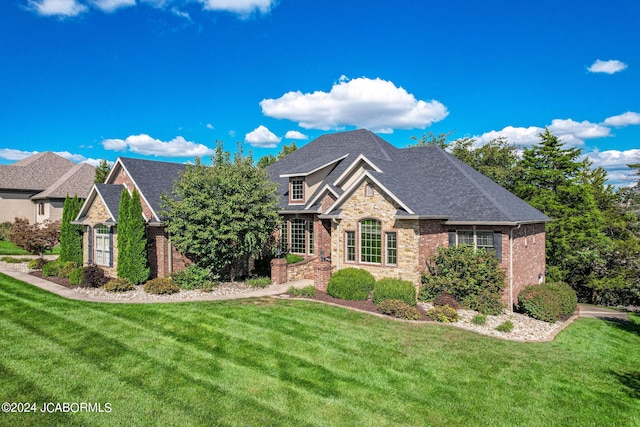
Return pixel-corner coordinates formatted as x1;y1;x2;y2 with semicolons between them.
287;257;317;281
83;195;118;277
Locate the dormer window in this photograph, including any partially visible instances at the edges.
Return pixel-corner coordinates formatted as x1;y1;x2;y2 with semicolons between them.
290;178;304;203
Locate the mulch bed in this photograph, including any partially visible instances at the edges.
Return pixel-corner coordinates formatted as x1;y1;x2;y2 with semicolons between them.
30;271;76;289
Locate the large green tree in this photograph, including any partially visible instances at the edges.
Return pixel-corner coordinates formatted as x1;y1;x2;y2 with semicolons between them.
256;142;298;168
117;189;149;284
162;143;280;280
59;195;83;264
94;160;111;184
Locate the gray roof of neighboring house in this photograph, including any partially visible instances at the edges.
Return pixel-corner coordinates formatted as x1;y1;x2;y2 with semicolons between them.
267;129;550;224
118;157;188;220
0;152;84;193
31;163;97;200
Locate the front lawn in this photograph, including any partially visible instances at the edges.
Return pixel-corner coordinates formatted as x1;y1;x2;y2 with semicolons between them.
0;240;60;256
0;273;638;426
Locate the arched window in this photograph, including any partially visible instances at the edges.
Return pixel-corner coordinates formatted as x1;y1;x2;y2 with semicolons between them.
360;219;381;264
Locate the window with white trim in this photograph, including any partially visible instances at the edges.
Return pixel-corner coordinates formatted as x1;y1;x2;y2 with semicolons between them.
281;217;314;255
94;224;110;266
290;219;306;254
386;232;397;265
290;178;304;202
457;230;494;251
360;219;381;264
346;231;355;262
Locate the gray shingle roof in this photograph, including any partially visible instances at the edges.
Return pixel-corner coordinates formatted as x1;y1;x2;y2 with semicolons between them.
0;152;80;192
95;184;126;222
268;129;550;224
31;163;96;200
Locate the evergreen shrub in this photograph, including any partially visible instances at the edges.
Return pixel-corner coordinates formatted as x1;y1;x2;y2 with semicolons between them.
518;284;561;322
172;265;214;290
377;299;421;320
373;278;416;306
285;254;304;264
327;268;375;300
57;261;78;279
545;281;578;315
104;278;135;292
426;305;460;322
42;260;60;277
69;268;84;286
0;221;13;241
433;292;460;309
472;315;487;325
144;278;179;294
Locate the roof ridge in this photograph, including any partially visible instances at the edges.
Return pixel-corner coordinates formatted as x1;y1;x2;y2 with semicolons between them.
438;147;516;221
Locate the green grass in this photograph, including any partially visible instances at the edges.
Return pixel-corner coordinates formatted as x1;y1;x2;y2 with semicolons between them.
0;273;639;426
0;240;60;256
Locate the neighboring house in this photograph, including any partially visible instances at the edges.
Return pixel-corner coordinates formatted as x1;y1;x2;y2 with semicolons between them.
267;129;550;307
74;157;190;278
0;152;95;223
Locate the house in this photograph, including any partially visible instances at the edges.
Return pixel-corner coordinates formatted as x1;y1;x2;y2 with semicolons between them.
0;152;96;223
74;157;190;278
267;129;550;307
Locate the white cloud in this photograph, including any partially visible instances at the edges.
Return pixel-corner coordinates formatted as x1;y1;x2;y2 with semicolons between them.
0;149;38;161
588;59;628;74
199;0;276;16
102;134;215;157
206;123;215;130
29;0;87;17
585;149;640;186
245;125;281;148
603;112;640;127
284;130;308;140
91;0;136;12
260;76;448;133
473;126;543;147
548;118;610;140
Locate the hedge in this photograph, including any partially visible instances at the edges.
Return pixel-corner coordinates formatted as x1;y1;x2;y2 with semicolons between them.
327;268;375;300
373;278;416;306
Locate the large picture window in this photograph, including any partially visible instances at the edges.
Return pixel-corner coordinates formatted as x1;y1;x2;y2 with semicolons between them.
360;219;381;264
94;224;110;266
282;217;314;255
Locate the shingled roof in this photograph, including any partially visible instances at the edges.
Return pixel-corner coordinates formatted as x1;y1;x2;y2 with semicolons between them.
0;152;81;193
267;129;550;225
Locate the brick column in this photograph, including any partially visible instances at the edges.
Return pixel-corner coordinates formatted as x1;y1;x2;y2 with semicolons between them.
314;261;332;292
271;258;288;285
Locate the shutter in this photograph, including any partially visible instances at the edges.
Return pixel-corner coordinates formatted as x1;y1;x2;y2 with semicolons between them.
108;227;114;268
448;231;456;247
87;226;93;264
493;231;502;261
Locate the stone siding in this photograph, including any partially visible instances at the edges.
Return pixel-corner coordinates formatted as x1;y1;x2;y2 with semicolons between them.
83;195;118;277
287;257;317;281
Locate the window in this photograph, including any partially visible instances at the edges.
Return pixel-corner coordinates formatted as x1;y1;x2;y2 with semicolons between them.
360;219;381;264
290;179;304;202
94;225;110;266
346;231;355;262
280;222;288;253
308;220;314;254
386;232;397;265
456;230;494;251
290;219;306;254
458;230;474;246
38;203;45;216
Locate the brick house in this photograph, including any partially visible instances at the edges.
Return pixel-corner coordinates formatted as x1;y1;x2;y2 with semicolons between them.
267;129;550;308
74;157;191;278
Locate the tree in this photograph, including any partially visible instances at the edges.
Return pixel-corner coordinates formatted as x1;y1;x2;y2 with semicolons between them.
117;189;149;284
59;195;83;264
408;131;454;148
94;160;111;183
256;142;298;168
10;218;60;257
162;142;281;280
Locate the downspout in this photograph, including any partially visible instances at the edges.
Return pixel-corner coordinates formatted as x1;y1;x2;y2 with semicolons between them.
168;236;173;275
332;218;340;271
509;224;521;313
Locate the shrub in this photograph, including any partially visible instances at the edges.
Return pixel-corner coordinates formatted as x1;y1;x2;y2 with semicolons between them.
246;277;271;288
285;254;304;264
373;278;416;306
327;268;375;300
28;258;48;269
518;284;561;322
10;218;60;256
57;261;78;279
144;277;179;295
0;221;12;241
545;281;577;316
69;268;84;286
199;280;220;292
377;299;421;320
104;278;135;292
462;290;505;315
289;285;317;297
172;265;214;290
433;292;460;309
472;315;487;325
42;260;60;277
495;320;514;333
426;305;460;323
81;266;109;288
419;276;454;301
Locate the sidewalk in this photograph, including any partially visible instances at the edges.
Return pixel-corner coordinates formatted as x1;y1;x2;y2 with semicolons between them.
0;263;312;304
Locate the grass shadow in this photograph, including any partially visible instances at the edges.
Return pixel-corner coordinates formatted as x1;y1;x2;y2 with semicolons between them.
611;370;640;399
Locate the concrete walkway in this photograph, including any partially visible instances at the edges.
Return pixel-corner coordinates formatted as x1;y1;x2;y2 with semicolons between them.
0;263;312;304
578;304;630;321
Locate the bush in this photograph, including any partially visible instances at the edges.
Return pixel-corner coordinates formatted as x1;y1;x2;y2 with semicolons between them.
373;278;416;306
42;260;60;277
57;261;78;279
288;285;316;297
463;290;505;315
518;284;561;322
246;277;271;288
172;265;214;290
495;320;514;333
419;276;454;301
327;268;375;300
144;277;179;295
28;258;48;269
377;299;421;320
433;292;460;309
0;221;12;241
472;315;487;325
104;278;135;292
285;254;304;264
69;268;84;286
81;266;109;288
426;305;460;323
545;281;577;316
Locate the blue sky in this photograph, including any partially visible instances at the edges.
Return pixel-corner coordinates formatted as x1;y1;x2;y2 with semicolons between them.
1;0;639;186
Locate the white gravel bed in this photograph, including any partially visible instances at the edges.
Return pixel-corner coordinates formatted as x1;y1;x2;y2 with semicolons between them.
71;282;256;301
419;302;570;342
0;260;35;273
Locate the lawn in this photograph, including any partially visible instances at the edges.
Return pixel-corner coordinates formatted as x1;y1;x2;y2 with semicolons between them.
0;240;59;256
0;273;638;426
